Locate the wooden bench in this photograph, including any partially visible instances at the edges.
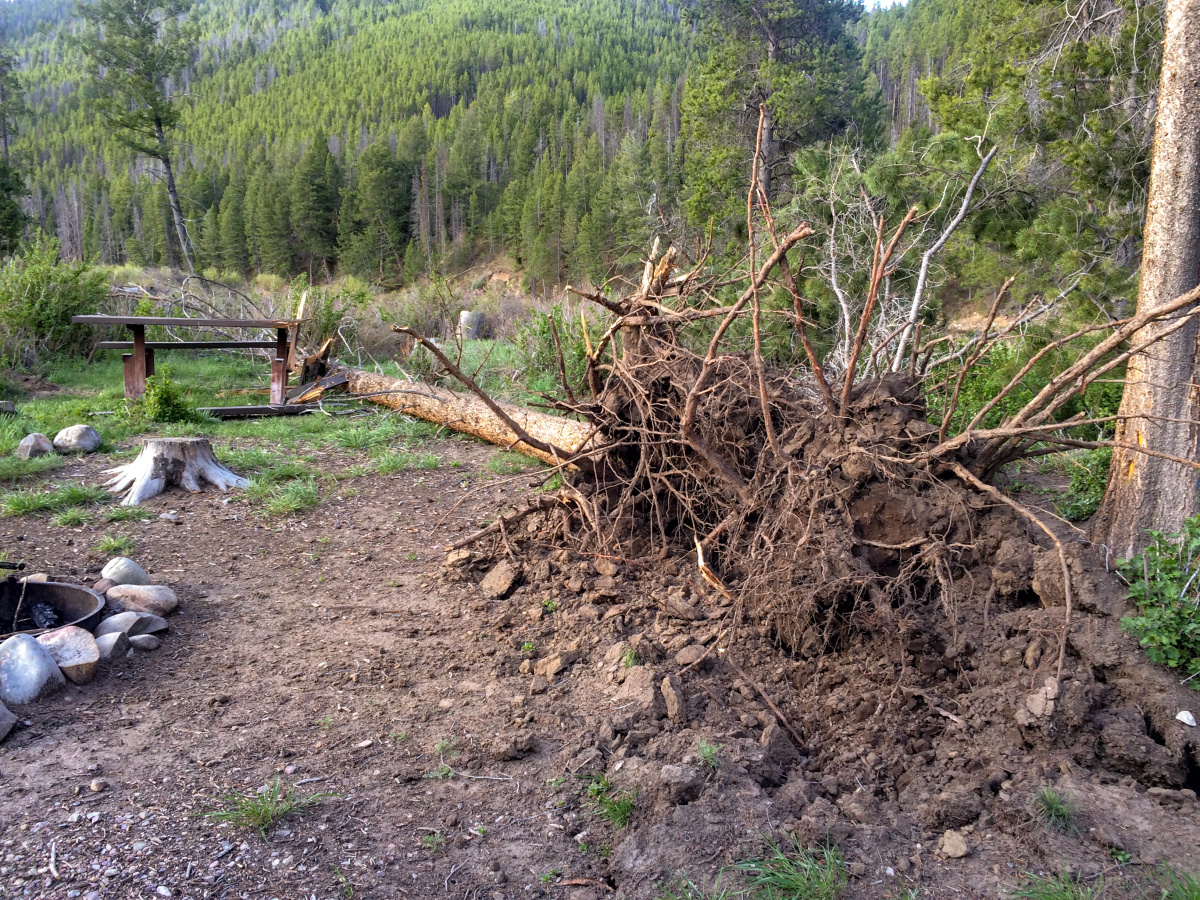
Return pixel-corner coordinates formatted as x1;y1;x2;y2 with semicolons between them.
72;315;306;405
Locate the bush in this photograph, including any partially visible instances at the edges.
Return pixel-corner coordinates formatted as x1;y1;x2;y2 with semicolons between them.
517;302;595;396
130;365;201;424
0;234;108;366
1056;449;1112;522
1118;517;1200;688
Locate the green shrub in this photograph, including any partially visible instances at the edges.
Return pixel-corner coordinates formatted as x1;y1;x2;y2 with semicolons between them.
138;366;199;423
0;234;108;366
1056;449;1111;522
516;303;596;396
1119;518;1200;688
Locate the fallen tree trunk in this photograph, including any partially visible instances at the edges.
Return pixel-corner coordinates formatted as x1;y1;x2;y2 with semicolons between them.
337;366;595;467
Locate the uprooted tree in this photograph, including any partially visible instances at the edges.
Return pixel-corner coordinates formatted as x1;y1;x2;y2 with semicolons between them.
349;115;1200;670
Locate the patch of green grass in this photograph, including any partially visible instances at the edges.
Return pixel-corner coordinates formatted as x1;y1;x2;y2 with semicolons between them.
423;764;453;779
334;464;370;480
200;777;335;837
1;487;67;515
733;841;847;900
697;741;722;771
487;451;535;475
433;735;459;757
622;648;642;669
104;506;155;523
586;776;638;829
220;447;283;472
56;483;109;506
260;478;321;516
522;641;536;653
374;451;419;475
542;598;560;613
420;833;445;853
50;507;91;527
1033;786;1078;832
0;454;63;483
1010;872;1101;900
96;533;135;556
1056;448;1112;522
1156;866;1200;900
333;865;355;898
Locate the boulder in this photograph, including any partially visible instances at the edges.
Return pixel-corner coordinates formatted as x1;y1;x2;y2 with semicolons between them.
36;626;100;685
0;634;67;705
100;557;151;587
105;584;178;616
479;560;520;599
94;611;166;638
95;632;130;661
15;433;53;459
0;701;15;742
52;425;102;454
129;634;162;651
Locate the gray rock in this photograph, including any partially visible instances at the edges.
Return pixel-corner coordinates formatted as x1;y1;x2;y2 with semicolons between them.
661;674;687;723
479;560;520;599
100;557;151;587
92;578;116;595
658;764;702;804
94;611;166;638
0;400;16;415
36;626;100;685
0;634;67;705
15;433;53;459
95;632;130;661
105;584;177;616
0;701;15;742
674;643;708;667
129;634;161;651
52;424;102;454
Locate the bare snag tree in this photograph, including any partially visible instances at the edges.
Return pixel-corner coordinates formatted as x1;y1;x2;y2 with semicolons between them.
1092;0;1200;558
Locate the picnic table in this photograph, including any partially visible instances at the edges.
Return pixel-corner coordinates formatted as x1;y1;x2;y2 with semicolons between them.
71;315;305;405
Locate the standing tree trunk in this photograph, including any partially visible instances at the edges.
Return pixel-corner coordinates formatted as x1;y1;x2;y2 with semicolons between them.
155;117;196;273
1092;0;1200;557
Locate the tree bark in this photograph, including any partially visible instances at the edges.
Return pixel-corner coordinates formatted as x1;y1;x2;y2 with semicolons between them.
155;117;196;273
1092;0;1200;557
339;367;595;468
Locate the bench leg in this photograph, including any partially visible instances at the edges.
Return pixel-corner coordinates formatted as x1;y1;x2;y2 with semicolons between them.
124;325;148;399
270;358;287;406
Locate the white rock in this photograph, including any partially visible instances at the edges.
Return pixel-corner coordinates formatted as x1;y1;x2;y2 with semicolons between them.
15;433;53;459
0;701;14;741
0;634;67;705
36;626;100;685
52;424;102;454
100;557;151;587
105;584;178;616
95;632;130;661
1178;710;1197;727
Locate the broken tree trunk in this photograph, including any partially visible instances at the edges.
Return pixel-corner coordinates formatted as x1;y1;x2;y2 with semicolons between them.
104;437;249;506
337;367;595;467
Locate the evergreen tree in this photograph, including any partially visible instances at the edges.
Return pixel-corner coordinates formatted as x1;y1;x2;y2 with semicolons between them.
218;175;249;275
290;132;340;278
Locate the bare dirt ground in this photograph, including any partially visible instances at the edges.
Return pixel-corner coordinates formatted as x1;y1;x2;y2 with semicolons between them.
2;435;1199;900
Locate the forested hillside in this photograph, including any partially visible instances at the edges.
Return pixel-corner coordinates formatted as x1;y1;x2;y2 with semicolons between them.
0;0;1166;322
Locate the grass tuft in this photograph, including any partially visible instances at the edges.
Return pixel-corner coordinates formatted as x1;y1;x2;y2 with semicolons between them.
51;507;91;527
1011;872;1101;900
260;477;321;516
104;506;156;523
0;454;64;483
697;741;722;771
96;533;135;556
1033;786;1078;832
1157;866;1200;900
734;841;847;900
586;776;638;829
373;451;441;475
487;451;535;475
201;777;335;837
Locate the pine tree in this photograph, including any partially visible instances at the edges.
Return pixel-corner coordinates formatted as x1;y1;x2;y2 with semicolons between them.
218;175;249;275
290;132;340;278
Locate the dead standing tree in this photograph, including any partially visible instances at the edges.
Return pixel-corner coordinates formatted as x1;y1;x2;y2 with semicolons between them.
393;114;1200;666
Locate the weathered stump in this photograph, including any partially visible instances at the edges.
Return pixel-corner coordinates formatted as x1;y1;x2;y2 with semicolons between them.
104;437;248;506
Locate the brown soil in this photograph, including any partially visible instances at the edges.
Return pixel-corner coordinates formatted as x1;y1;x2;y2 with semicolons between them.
1;436;1199;900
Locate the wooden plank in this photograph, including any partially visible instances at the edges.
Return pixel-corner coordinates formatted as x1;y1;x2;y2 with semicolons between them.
198;404;320;419
127;325;147;399
72;315;305;328
97;340;279;350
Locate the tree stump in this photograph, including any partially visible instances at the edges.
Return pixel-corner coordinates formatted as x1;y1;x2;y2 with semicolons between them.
104;438;248;506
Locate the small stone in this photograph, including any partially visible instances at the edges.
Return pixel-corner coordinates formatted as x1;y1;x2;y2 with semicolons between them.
156;886;172;897
444;549;473;569
0;400;14;415
52;424;102;454
533;651;580;678
36;626;100;685
848;862;867;877
674;644;708;667
15;433;53;459
1177;710;1197;727
942;830;969;859
487;732;535;761
354;739;373;749
0;700;15;742
615;666;663;717
658;764;702;804
92;578;116;594
479;560;520;599
529;675;550;695
100;557;151;587
19;572;49;583
0;634;67;705
129;634;162;651
95;611;165;638
89;778;108;793
594;558;619;577
158;513;181;524
105;584;178;616
95;632;130;662
661;674;687;723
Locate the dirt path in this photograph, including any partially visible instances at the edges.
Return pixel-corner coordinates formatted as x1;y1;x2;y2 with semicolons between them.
1;438;1199;900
